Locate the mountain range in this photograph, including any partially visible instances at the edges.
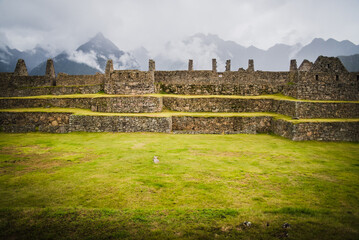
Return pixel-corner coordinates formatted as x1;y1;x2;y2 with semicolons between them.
0;33;139;75
132;33;359;71
1;33;359;75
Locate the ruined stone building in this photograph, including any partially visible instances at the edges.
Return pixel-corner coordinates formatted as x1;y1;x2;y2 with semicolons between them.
0;56;358;141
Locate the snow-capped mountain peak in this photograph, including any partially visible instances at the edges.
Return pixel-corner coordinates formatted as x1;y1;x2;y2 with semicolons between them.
30;33;139;75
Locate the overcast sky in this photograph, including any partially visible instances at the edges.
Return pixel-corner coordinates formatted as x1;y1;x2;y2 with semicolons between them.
0;0;358;53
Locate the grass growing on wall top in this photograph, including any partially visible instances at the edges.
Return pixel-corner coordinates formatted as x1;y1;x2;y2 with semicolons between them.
1;93;358;103
0;132;358;239
1;107;359;123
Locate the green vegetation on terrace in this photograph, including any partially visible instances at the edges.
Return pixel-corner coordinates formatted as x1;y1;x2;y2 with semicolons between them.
0;133;358;239
1;107;359;123
1;93;358;103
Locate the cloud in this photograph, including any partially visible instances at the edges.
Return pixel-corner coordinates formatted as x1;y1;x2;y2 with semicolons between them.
0;0;358;55
67;50;102;71
0;32;10;51
154;35;225;70
110;53;139;70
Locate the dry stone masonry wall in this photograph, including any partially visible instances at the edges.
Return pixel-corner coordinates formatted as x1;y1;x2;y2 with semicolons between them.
0;56;358;141
0;96;163;113
2;112;357;141
0;112;71;133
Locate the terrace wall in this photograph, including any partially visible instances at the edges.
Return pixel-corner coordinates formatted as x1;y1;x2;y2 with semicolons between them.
0;97;357;118
0;85;103;97
69;115;171;133
1;112;358;141
0;96;162;113
0;112;71;133
291;122;359;141
171;116;272;134
162;97;273;113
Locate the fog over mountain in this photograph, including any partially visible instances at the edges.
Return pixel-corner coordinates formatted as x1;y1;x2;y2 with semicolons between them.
295;38;359;65
338;54;359;72
30;33;139;75
132;34;359;71
1;33;359;74
0;45;51;73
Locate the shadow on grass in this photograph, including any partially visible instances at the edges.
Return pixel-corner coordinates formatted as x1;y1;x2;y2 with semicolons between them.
1;208;358;240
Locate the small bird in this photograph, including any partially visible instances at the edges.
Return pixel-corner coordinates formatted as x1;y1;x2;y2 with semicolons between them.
153;156;159;164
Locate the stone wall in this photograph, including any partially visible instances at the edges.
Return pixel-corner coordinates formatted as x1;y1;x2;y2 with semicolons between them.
292;122;359;141
92;97;162;113
271;119;294;140
0;111;358;141
163;97;273;112
284;57;359;101
285;72;359;101
0;98;92;110
0;112;71;133
69;115;171;133
1;96;357;117
0;73;104;97
56;73;104;86
159;83;286;95
156;71;288;95
1;56;357;101
172;116;272;134
105;70;155;95
0;96;162;113
272;100;297;118
0;84;103;97
273;100;359;119
155;71;288;84
163;97;359;119
295;102;359;118
0;73;14;89
0;75;53;88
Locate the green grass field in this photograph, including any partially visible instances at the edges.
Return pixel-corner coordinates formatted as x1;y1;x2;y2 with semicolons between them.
0;132;358;239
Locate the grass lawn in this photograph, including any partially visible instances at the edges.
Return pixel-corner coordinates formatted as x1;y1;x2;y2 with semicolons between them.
0;132;358;239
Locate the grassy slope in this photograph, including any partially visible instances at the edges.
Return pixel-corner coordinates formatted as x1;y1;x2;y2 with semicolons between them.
0;133;358;239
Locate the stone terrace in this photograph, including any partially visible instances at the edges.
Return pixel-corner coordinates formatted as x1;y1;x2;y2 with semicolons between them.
0;57;358;141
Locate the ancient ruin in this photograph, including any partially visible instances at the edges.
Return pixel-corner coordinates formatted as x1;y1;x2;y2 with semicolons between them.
0;56;358;141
